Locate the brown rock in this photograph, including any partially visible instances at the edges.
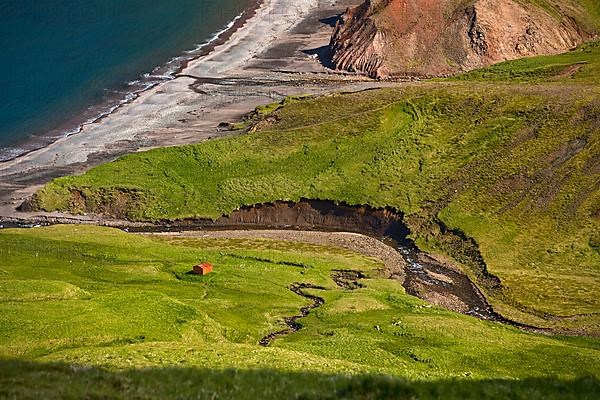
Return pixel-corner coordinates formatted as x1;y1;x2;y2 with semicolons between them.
329;0;595;78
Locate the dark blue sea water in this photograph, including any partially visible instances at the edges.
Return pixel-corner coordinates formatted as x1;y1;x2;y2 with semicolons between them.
0;0;251;161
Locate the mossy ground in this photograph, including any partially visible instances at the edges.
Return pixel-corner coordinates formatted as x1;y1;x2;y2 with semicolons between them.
1;225;599;399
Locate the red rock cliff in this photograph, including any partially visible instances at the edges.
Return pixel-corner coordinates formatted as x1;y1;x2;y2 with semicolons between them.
329;0;594;78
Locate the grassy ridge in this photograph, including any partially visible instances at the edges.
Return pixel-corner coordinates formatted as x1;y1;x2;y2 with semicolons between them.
521;0;600;32
453;41;600;82
1;225;599;398
32;44;600;333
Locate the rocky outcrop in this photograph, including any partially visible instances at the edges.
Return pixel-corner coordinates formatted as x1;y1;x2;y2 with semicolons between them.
329;0;595;78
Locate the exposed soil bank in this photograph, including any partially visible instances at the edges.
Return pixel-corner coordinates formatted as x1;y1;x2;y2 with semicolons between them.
129;199;408;237
3;198;550;333
127;199;547;332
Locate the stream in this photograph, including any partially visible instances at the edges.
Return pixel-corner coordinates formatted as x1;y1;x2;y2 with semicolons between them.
2;199;547;333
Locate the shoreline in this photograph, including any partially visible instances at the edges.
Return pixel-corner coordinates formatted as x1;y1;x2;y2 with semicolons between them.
0;0;384;217
0;0;263;164
0;0;329;175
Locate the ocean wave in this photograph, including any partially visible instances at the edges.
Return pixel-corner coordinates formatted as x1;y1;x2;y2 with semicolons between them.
0;147;28;162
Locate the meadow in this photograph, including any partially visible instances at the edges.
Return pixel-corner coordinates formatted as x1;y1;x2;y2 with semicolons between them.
0;225;599;399
31;42;600;335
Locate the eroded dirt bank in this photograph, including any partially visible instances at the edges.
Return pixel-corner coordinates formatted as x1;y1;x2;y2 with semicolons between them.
131;199;548;332
5;198;551;333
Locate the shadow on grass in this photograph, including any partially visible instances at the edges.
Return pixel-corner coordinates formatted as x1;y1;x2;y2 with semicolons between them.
1;359;599;399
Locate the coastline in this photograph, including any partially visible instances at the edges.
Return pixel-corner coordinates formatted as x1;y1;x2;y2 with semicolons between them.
0;0;263;164
0;0;321;172
0;0;380;218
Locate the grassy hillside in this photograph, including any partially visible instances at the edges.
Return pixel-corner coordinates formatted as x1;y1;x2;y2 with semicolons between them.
1;225;599;398
32;43;600;334
525;0;600;31
453;41;600;82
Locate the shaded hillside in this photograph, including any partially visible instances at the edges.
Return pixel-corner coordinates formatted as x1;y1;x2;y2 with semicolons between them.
329;0;599;77
2;361;600;399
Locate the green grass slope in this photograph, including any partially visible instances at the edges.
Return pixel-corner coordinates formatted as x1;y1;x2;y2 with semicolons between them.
1;225;599;399
525;0;600;32
33;44;600;334
454;41;600;82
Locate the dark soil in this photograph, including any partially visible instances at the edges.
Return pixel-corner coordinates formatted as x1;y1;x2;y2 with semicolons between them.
331;270;366;290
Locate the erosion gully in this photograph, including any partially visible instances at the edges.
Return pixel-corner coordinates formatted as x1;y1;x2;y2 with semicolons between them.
257;270;367;347
2;199;548;343
129;199;549;336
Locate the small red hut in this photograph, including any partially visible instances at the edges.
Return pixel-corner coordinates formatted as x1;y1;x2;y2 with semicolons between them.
192;262;213;275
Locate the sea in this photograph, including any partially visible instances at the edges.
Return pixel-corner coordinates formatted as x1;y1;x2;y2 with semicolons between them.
0;0;252;161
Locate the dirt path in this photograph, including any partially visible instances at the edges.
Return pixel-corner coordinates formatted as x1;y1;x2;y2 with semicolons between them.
169;229;406;282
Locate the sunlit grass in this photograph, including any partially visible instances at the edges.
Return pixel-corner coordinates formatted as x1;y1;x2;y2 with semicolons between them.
0;225;599;398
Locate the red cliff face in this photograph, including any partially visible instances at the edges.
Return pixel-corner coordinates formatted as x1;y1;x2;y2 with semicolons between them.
329;0;594;78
